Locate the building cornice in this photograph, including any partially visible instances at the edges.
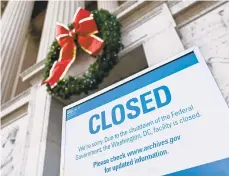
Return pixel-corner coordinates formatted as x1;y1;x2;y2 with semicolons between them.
1;88;31;118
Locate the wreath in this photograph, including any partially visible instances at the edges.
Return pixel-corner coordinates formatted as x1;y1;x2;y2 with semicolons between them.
42;8;123;99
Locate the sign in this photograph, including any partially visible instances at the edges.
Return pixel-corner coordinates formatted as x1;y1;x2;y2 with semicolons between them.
61;47;229;176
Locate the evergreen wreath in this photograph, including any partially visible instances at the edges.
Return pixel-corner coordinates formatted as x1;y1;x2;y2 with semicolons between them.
43;9;123;99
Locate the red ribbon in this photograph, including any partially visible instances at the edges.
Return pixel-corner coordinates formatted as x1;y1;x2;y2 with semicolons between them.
42;8;104;88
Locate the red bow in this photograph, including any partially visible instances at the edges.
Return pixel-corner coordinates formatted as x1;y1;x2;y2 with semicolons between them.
42;8;104;88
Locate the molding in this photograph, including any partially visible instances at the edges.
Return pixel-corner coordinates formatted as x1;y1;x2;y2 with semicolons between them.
208;57;229;64
166;1;180;8
176;1;227;29
119;34;147;57
117;0;146;20
169;0;198;16
20;59;45;82
113;1;137;16
1;112;28;129
1;89;31;118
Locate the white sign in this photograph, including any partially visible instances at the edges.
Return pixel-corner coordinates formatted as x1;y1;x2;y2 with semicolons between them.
61;47;229;176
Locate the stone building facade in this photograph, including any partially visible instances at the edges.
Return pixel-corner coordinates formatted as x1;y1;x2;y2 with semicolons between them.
1;1;229;176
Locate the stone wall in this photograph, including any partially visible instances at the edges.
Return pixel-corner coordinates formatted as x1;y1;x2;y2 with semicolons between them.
177;2;229;104
1;114;29;176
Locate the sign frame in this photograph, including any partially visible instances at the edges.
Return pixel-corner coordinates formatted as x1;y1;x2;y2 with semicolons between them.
60;46;226;175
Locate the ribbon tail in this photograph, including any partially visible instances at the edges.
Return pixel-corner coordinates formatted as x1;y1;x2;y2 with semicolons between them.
42;46;77;88
41;80;48;86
